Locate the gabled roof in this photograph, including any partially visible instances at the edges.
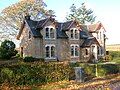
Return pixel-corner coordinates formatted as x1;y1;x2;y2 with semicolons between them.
25;17;43;38
36;17;55;29
80;30;89;39
17;16;55;40
88;22;106;33
56;23;69;39
62;20;80;31
81;37;100;48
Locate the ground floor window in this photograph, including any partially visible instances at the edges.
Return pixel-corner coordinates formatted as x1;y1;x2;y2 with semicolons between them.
70;44;79;57
85;49;88;55
45;44;55;59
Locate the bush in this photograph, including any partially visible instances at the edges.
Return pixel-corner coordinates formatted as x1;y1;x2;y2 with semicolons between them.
0;62;70;86
23;56;45;62
97;64;119;77
0;62;119;86
23;56;34;62
109;51;120;60
0;40;17;59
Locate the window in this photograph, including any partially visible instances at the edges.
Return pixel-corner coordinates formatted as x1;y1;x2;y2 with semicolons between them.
70;44;79;57
45;45;55;59
71;29;74;39
97;46;100;55
45;28;49;38
70;28;79;39
85;49;88;55
45;27;55;39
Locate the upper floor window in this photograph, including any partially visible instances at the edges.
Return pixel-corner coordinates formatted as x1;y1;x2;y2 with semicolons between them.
45;26;55;39
45;44;55;59
70;44;79;57
70;28;79;39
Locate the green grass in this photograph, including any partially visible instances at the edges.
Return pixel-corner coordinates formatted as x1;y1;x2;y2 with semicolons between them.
111;58;120;64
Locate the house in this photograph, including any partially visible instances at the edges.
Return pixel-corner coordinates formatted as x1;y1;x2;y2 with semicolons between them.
17;15;106;62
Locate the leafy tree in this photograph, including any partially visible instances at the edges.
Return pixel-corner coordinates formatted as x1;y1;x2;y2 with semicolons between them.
66;3;96;24
0;40;17;59
0;0;54;40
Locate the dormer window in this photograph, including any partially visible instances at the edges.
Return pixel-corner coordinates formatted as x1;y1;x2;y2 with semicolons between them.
70;28;79;39
45;26;55;39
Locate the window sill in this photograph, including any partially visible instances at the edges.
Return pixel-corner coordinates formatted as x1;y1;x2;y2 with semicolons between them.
45;57;56;59
71;56;79;58
84;55;89;57
70;39;79;40
45;38;56;40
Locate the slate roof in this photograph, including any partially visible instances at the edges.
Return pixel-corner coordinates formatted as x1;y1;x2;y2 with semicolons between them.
62;21;73;30
25;16;43;38
17;15;103;47
80;30;89;39
81;37;100;48
56;23;69;39
18;16;69;39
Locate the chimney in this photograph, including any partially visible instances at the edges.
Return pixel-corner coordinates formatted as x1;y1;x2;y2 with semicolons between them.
25;12;31;20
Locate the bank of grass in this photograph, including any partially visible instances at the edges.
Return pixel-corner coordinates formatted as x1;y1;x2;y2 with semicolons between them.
109;51;120;64
111;58;120;64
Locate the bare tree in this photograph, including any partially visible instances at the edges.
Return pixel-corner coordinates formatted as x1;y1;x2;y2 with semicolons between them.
0;0;54;41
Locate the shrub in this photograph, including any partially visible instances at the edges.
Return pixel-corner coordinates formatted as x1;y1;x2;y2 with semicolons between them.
0;40;17;59
0;68;14;84
0;62;119;86
23;56;45;62
23;56;34;62
97;64;119;77
109;51;120;59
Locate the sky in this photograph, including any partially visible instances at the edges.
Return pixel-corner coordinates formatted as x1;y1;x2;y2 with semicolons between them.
0;0;120;45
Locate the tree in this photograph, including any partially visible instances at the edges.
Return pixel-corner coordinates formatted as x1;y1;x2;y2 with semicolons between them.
0;0;54;40
0;40;17;59
66;3;96;24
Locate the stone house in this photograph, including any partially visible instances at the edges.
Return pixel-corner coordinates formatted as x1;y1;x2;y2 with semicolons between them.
17;16;106;62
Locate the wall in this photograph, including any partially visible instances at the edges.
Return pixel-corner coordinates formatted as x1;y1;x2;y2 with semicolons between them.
57;39;70;61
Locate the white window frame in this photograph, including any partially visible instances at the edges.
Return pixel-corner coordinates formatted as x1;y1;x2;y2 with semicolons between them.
70;28;79;40
70;44;79;57
45;26;55;39
45;44;56;59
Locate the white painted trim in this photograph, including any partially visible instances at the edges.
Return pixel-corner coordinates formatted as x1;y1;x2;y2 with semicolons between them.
70;44;79;58
45;44;56;59
44;26;56;39
70;28;79;40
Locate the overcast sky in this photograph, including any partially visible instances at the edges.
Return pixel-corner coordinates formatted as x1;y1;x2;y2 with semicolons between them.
0;0;120;45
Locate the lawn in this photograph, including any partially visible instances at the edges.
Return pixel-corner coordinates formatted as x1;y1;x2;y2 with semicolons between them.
111;58;120;64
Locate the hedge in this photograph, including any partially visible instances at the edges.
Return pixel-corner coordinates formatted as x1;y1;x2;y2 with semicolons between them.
0;62;70;86
0;62;119;86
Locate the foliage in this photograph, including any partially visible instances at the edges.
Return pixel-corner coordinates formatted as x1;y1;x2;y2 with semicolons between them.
0;40;17;59
0;0;54;40
0;61;119;86
23;56;44;62
97;64;119;77
109;51;120;59
66;3;96;24
0;62;70;86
